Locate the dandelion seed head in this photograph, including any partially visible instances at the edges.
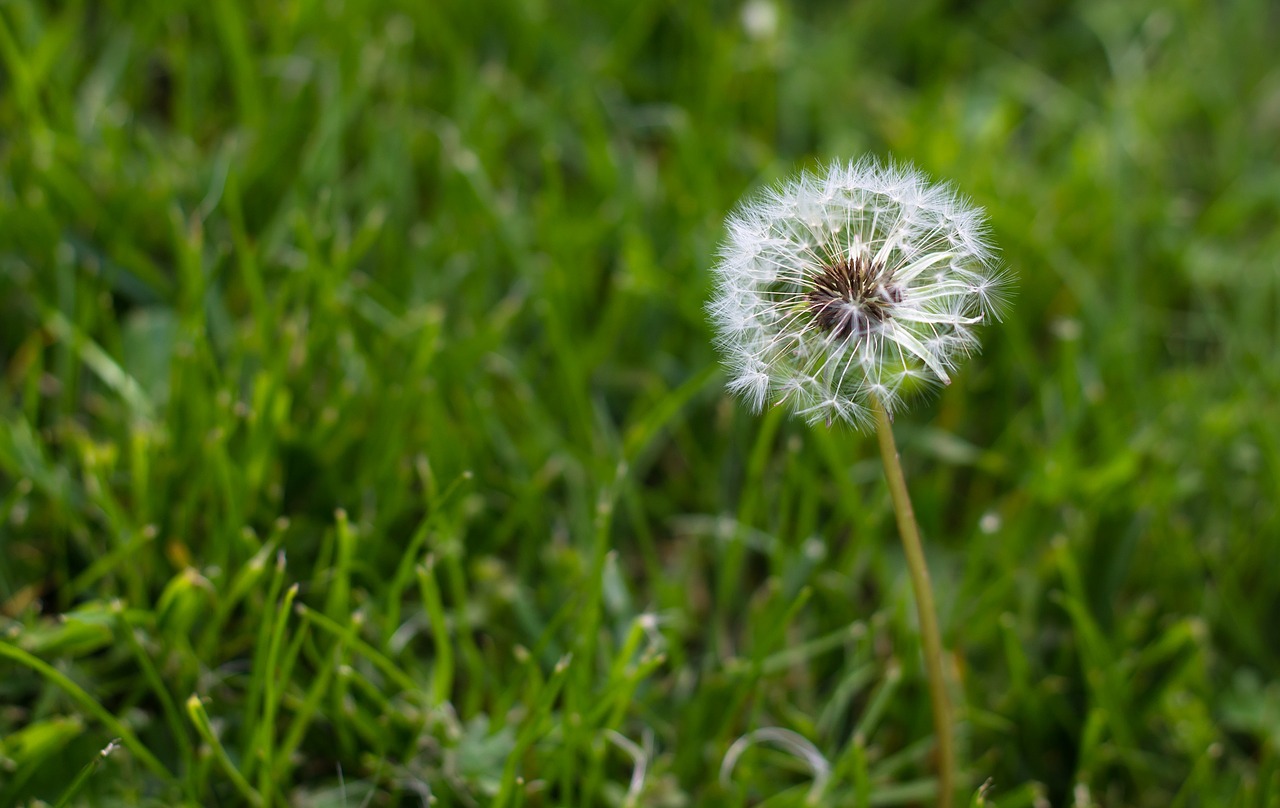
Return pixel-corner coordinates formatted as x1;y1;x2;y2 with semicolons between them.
708;157;1010;427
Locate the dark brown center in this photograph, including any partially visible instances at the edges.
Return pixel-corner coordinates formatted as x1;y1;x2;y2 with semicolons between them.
805;256;902;340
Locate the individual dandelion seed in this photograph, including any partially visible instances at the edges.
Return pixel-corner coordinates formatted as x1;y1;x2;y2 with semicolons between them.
708;157;1009;428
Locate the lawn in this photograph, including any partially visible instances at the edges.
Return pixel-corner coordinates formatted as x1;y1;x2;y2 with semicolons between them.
2;0;1278;805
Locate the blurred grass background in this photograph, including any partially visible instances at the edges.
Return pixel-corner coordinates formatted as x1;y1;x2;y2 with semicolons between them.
2;0;1279;805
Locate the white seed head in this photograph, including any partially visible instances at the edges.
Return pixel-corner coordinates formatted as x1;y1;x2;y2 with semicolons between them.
708;157;1010;428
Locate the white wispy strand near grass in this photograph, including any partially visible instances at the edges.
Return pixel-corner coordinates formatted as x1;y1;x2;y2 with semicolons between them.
708;157;1010;428
605;728;654;808
720;727;831;805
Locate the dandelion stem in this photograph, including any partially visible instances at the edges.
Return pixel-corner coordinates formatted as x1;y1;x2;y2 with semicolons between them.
872;398;955;808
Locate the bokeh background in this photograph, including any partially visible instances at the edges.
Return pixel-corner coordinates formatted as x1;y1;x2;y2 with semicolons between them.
2;0;1278;805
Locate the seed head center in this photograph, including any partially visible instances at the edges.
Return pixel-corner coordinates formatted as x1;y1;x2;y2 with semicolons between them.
806;256;903;340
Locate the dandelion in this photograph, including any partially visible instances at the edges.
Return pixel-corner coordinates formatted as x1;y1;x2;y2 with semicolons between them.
708;157;1012;808
708;157;1008;428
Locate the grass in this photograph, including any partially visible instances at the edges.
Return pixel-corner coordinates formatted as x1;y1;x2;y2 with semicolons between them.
2;0;1279;805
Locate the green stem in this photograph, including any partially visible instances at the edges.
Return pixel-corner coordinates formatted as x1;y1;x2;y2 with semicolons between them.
872;399;955;808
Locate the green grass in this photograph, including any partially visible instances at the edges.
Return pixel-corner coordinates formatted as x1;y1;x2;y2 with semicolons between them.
2;0;1279;805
